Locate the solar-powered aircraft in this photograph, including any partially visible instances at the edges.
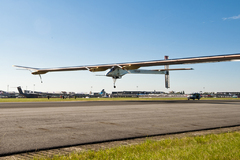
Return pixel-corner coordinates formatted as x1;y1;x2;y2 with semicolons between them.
14;53;240;88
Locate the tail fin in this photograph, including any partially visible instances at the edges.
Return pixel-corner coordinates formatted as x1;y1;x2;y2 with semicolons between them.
100;89;105;95
17;86;24;94
164;56;170;89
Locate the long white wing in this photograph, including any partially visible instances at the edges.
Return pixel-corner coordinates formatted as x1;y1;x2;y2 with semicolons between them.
14;53;240;75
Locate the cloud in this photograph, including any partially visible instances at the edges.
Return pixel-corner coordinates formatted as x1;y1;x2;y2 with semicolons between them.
222;14;240;20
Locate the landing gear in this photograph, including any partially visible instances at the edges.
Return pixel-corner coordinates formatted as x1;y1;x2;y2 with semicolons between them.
113;78;117;88
39;74;43;83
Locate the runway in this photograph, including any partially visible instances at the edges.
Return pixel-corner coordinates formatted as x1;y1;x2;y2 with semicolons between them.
1;100;240;156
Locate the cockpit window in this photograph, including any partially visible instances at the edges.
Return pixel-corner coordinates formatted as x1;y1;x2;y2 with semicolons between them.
110;68;115;72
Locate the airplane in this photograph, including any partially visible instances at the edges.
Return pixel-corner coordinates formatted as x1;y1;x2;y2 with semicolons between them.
13;53;240;88
17;86;41;98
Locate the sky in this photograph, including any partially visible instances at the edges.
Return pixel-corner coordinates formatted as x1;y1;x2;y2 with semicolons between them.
1;0;240;94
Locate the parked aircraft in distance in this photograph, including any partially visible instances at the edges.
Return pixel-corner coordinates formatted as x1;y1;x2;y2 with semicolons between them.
14;53;240;88
17;86;41;98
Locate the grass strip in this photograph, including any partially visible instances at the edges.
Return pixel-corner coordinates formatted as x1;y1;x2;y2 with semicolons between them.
35;131;240;160
0;97;239;102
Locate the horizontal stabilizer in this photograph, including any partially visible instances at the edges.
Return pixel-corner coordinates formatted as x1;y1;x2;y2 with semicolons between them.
153;68;193;71
128;69;166;74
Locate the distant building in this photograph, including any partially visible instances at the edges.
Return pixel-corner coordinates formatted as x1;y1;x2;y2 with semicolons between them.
111;91;165;98
0;90;18;98
216;92;240;98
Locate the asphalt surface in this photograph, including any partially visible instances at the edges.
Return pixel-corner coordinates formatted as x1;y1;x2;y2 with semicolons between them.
0;100;240;156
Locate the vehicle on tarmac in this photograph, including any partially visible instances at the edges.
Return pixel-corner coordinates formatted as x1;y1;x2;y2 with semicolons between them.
187;93;201;100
